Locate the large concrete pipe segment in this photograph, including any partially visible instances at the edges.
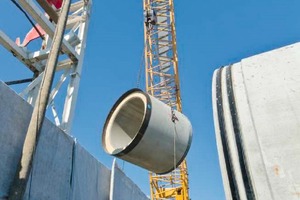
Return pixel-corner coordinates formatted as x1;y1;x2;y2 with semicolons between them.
212;43;300;200
102;89;192;174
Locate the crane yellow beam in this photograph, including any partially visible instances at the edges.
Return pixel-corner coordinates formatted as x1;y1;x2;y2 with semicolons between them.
143;0;189;199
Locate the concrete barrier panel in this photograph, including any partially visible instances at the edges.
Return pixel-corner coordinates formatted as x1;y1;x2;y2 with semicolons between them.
0;82;74;200
0;82;32;198
110;160;149;200
23;120;74;200
71;144;111;200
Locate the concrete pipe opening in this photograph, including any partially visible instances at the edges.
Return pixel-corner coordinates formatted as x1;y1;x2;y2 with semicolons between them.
102;89;192;174
103;92;147;155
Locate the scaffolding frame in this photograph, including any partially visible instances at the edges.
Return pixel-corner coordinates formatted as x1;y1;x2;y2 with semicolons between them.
0;0;92;134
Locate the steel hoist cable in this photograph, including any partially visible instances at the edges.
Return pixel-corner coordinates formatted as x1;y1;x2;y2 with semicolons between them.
10;0;45;40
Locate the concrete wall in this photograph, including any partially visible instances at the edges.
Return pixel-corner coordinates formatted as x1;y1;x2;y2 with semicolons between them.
212;43;300;200
110;160;149;200
70;145;111;200
0;81;148;200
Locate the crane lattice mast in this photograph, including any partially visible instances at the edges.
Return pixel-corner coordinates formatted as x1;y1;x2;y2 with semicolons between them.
143;0;189;199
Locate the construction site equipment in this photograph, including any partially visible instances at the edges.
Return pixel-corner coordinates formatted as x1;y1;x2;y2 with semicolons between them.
102;89;192;174
212;43;300;200
0;0;91;134
142;0;190;199
3;0;190;199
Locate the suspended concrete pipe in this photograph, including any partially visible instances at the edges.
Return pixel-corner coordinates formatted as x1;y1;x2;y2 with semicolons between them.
102;89;192;174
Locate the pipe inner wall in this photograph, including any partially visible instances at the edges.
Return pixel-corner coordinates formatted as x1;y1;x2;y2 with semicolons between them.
104;92;147;154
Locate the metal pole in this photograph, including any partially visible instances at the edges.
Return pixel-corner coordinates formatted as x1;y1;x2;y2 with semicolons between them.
8;0;71;199
5;78;33;86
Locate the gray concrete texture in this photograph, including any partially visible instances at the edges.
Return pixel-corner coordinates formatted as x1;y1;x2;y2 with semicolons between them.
0;81;148;199
212;43;300;199
109;160;149;200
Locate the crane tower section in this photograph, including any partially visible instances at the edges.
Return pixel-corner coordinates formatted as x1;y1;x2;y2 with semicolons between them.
143;0;189;199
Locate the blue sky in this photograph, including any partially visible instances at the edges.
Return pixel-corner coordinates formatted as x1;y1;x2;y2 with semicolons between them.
1;0;300;199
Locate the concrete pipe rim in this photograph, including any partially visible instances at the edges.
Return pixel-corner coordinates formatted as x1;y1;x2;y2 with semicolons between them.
102;88;152;156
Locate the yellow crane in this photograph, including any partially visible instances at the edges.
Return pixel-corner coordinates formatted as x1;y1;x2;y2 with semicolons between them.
143;0;190;199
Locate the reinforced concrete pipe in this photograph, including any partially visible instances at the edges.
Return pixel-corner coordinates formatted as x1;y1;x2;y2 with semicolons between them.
102;89;192;174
